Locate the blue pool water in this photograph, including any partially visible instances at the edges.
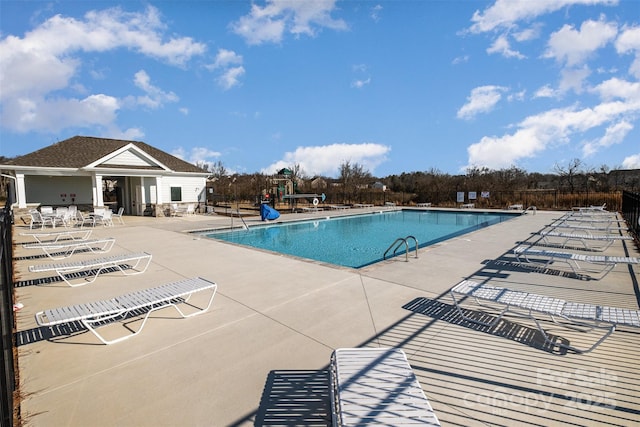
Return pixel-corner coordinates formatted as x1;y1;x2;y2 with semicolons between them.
205;210;517;268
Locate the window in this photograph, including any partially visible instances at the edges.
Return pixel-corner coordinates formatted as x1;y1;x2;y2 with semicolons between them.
170;187;182;201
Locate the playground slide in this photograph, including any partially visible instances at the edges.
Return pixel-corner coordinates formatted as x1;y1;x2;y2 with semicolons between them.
260;204;280;221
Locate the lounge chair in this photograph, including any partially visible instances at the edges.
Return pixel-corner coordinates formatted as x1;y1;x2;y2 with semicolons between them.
549;222;628;233
20;229;93;244
29;252;152;286
35;277;217;344
450;280;640;353
513;245;640;279
330;348;440;426
23;237;116;260
537;230;632;251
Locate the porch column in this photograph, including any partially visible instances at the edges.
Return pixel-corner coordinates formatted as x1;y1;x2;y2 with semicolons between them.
155;176;163;204
16;173;26;208
92;174;104;207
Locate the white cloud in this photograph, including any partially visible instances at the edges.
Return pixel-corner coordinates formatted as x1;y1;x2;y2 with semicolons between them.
370;5;383;23
622;153;640;169
230;0;348;45
543;18;618;67
210;48;243;69
217;67;246;90
0;5;205;134
558;65;592;94
261;143;391;177
133;70;179;108
457;85;508;120
207;49;245;90
533;85;557;98
513;23;543;42
582;119;633;156
615;24;640;78
0;93;120;133
468;0;617;34
351;78;371;89
466;78;640;170
486;34;525;59
172;146;222;165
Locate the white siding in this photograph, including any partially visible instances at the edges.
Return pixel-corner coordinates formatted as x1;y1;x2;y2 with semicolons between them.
25;176;93;205
162;176;206;203
103;150;158;167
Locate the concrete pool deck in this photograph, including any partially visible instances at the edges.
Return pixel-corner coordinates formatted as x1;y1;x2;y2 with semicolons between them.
12;207;640;426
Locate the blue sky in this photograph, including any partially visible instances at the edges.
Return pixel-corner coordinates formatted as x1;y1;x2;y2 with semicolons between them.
1;0;639;178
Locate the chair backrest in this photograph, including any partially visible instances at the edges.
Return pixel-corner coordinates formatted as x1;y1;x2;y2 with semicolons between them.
94;207;106;216
41;206;53;214
116;207;124;216
186;204;195;213
56;207;68;216
102;210;112;219
68;205;78;214
30;210;43;221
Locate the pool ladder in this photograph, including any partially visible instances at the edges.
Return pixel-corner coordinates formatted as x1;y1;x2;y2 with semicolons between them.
383;235;418;262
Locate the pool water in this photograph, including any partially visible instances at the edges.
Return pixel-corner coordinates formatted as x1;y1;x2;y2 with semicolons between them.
205;210;517;268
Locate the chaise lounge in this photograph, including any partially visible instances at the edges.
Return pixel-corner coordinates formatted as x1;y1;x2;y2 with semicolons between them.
29;252;152;286
35;277;217;344
450;279;640;353
513;245;640;279
23;237;116;260
329;347;441;426
537;230;632;251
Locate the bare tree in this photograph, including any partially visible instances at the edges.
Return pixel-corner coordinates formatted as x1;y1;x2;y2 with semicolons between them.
553;158;584;192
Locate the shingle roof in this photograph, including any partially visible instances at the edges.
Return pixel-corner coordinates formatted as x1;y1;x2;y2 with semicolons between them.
3;136;207;173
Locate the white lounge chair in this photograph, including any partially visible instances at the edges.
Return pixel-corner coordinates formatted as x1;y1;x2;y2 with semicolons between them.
185;204;196;216
549;222;628;233
538;230;632;251
20;229;93;244
35;277;217;344
23;238;116;260
330;348;441;426
513;245;640;279
29;252;152;287
450;280;640;353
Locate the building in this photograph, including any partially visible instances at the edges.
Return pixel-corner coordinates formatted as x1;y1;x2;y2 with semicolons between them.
0;136;210;216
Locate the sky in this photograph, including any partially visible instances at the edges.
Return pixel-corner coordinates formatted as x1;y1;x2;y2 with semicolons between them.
1;0;639;178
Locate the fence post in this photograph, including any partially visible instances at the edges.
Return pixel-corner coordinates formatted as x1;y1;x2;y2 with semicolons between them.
0;206;15;427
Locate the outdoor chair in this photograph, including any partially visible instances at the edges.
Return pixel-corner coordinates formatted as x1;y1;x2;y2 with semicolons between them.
28;210;55;229
450;279;640;353
20;229;92;244
537;230;633;251
513;245;640;280
29;252;152;286
330;347;441;426
112;207;125;224
35;277;217;344
23;237;116;260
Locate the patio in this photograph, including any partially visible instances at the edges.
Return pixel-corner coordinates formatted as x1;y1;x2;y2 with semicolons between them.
12;208;640;426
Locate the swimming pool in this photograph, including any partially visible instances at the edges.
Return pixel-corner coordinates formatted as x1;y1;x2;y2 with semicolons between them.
204;210;518;268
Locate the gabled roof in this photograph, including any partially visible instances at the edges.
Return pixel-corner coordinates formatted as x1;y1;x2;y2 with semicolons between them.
3;135;207;173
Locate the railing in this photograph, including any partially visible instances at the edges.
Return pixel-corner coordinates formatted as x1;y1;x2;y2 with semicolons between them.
384;236;418;262
622;190;640;243
0;205;15;427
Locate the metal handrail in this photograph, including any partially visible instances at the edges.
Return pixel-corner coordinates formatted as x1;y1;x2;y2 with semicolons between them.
383;235;419;261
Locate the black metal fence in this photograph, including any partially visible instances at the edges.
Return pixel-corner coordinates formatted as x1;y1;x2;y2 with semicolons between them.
0;203;15;427
622;190;640;243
